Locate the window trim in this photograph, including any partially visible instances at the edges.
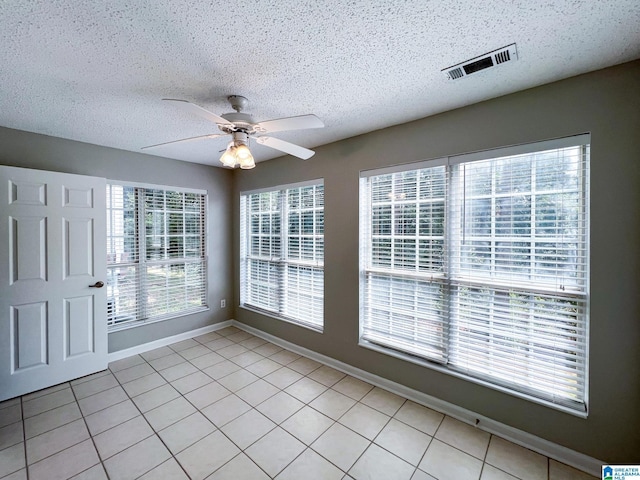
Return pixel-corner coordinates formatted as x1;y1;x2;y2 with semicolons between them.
358;337;588;418
359;135;590;416
107;179;207;195
238;304;323;333
240;179;325;331
106;181;209;332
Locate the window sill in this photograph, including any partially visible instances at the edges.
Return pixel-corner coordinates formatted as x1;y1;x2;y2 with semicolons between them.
239;305;323;334
107;306;210;333
358;339;588;419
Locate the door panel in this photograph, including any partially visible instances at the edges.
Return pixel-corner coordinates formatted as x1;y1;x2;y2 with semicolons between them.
65;295;95;358
11;302;48;371
9;180;47;206
0;165;107;401
63;185;94;208
63;218;94;278
9;216;48;283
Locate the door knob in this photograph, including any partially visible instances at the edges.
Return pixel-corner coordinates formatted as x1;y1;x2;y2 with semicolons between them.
89;281;104;288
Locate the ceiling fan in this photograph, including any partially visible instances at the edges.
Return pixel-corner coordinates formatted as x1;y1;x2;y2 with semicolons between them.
142;96;324;169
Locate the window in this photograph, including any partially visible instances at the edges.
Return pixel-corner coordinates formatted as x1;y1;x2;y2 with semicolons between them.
360;135;589;413
240;180;324;330
106;183;207;330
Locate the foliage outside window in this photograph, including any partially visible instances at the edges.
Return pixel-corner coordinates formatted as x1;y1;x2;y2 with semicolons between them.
240;181;324;330
360;135;589;413
106;183;207;330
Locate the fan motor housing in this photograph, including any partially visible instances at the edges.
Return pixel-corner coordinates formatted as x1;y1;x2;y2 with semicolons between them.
219;112;256;133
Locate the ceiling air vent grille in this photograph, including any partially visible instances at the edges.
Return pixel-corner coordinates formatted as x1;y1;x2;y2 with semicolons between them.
448;68;464;80
442;44;518;81
495;49;511;64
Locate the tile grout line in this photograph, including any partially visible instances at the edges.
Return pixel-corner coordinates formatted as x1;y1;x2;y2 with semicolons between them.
182;346;287;478
108;356;194;480
184;329;285;479
109;335;287;479
32;353;348;477
46;364;174;477
274;364;417;475
219;346;426;478
477;433;493;480
21;343;317;477
398;397;438;478
19;382;95;479
21;395;29;480
336;397;408;478
168;331;344;479
8;327;591;480
295;363;491;479
69;380;111;480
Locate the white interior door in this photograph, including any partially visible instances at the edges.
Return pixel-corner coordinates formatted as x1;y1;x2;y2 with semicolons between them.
0;165;107;401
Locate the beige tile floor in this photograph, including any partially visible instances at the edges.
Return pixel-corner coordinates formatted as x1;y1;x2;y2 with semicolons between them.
0;326;598;480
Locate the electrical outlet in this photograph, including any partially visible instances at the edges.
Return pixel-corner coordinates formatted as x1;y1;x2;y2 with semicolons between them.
220;299;226;308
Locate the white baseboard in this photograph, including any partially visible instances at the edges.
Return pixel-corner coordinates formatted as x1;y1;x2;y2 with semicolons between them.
107;320;233;363
232;320;604;477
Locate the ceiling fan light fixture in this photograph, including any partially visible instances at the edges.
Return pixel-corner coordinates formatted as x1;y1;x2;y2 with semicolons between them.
239;150;256;169
235;143;251;159
220;145;238;167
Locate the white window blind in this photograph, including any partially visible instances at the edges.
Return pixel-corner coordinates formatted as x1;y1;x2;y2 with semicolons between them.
240;181;324;330
106;184;207;330
361;167;449;363
360;136;589;412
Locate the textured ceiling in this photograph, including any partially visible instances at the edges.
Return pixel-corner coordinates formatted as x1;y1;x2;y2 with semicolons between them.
1;1;639;167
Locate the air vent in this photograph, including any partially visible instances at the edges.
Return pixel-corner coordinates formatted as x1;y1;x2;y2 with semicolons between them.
448;67;464;80
442;44;518;81
495;49;511;64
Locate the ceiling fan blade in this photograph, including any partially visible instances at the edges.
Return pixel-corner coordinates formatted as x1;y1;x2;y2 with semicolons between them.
255;114;324;134
256;136;315;160
162;99;234;128
141;133;227;150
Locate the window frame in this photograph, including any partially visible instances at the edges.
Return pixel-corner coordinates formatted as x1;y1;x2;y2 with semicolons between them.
240;179;325;331
106;180;209;331
359;135;590;416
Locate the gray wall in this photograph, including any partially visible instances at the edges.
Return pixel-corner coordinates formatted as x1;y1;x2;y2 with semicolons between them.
233;60;640;462
0;128;234;352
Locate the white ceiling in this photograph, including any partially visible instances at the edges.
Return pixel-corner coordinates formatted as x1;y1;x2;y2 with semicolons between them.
1;1;639;167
